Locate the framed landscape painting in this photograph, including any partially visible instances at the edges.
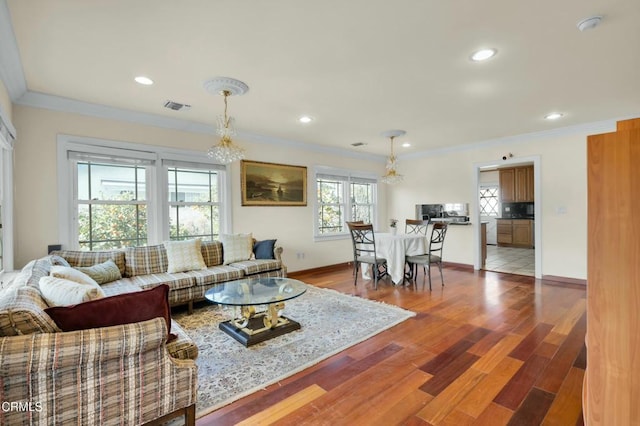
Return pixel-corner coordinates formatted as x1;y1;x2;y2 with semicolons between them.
241;160;307;206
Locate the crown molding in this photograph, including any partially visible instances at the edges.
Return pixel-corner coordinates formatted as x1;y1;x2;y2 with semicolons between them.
397;117;632;160
16;90;387;163
15;90;636;164
0;0;27;101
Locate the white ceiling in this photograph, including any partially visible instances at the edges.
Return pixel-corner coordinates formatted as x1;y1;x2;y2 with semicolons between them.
5;0;640;156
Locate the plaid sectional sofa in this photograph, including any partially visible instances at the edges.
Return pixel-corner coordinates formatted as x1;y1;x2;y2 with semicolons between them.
0;240;285;425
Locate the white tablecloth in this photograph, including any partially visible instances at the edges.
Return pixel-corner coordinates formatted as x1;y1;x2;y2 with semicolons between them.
363;232;427;284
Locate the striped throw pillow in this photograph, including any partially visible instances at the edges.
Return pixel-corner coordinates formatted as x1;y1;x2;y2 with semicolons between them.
74;259;122;284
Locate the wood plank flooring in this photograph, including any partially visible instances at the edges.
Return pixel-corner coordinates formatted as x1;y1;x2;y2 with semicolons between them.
197;265;586;426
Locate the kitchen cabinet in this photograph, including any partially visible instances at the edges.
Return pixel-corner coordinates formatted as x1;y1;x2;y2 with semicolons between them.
497;219;513;244
496;218;533;248
499;168;516;202
585;118;640;425
512;220;533;247
499;165;534;202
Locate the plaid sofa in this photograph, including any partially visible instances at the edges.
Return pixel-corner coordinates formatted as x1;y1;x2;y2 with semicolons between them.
0;240;285;425
52;239;286;312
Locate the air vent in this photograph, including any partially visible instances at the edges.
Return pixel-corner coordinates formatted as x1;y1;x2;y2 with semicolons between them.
351;142;367;147
163;100;191;111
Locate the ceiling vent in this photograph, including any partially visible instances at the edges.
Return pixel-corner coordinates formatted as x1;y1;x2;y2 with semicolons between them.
163;100;191;111
351;142;367;147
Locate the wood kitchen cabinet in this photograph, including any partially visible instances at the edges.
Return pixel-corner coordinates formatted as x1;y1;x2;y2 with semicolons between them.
497;219;513;244
496;218;533;248
512;220;533;247
499;165;534;202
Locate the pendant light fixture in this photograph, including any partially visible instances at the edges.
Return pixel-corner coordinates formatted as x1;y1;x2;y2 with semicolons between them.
204;77;249;164
380;129;406;184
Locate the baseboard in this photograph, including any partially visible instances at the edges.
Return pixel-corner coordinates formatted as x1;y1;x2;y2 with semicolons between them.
288;262;351;277
542;275;587;288
442;261;474;271
290;261;474;277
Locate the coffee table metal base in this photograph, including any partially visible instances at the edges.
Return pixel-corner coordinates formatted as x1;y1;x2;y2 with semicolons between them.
219;314;301;347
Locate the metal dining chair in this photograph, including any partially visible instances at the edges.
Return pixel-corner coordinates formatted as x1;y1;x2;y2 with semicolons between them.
406;222;448;290
347;222;388;289
405;218;430;235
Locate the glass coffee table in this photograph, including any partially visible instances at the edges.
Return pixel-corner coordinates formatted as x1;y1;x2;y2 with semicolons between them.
204;277;307;347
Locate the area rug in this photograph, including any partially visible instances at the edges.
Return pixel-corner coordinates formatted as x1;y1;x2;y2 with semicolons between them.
172;285;415;418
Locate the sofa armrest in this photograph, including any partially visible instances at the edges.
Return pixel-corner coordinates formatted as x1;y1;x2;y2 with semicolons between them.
0;318;197;425
274;245;283;261
274;245;286;275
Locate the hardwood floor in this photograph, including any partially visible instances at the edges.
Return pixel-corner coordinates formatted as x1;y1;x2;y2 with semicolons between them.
197;265;586;426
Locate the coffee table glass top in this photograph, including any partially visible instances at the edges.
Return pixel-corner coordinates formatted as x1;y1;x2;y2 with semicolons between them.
204;277;307;306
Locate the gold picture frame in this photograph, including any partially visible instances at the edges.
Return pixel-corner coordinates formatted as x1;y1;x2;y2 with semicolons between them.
241;160;307;206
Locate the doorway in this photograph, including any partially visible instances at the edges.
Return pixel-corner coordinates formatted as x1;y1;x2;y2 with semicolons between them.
473;156;541;278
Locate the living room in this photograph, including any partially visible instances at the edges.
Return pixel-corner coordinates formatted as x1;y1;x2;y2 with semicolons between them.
0;1;638;425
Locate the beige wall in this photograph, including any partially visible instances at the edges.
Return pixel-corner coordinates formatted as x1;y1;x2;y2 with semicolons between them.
388;128;607;280
0;79;12;121
11;105;386;271
12;104;605;279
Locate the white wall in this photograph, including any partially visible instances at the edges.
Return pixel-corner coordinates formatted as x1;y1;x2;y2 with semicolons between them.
12;104;613;280
388;127;611;280
11;105;386;271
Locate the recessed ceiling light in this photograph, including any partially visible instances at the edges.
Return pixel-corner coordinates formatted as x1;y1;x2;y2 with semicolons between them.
134;76;154;86
544;112;564;120
402;142;411;148
298;115;313;124
470;48;497;62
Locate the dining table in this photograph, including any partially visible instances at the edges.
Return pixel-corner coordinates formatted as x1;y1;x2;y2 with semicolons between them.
363;231;428;284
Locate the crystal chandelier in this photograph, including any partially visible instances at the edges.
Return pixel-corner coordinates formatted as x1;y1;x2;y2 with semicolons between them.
204;77;249;164
380;129;406;184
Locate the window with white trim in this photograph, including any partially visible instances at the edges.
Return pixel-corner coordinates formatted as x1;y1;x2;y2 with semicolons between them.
315;169;377;237
165;160;224;241
59;137;231;250
72;152;152;250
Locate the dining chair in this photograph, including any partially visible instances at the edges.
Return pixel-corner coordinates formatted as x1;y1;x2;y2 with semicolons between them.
405;218;430;235
347;222;388;289
406;222;448;290
346;221;364;276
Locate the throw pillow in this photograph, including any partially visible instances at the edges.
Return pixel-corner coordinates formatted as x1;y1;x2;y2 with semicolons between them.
50;265;100;287
44;284;175;342
39;276;106;307
163;239;207;273
220;233;253;265
49;255;70;267
74;259;122;284
254;239;277;259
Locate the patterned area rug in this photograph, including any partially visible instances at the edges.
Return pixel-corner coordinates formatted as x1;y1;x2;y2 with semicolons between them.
172;285;415;418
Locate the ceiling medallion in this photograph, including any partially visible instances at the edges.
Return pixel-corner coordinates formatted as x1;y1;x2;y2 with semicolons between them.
203;77;249;164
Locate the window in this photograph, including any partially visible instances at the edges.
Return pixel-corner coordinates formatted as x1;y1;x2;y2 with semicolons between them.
167;164;222;241
0;108;16;271
315;169;377;238
75;158;149;250
59;136;231;250
479;186;500;217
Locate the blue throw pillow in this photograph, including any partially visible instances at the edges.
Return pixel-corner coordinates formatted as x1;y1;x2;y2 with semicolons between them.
254;239;277;259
